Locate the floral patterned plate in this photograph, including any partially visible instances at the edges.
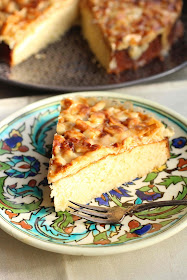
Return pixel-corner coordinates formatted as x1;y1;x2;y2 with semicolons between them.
0;92;186;256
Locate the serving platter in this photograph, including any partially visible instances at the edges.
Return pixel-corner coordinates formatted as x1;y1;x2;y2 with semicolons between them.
0;92;186;256
0;15;186;92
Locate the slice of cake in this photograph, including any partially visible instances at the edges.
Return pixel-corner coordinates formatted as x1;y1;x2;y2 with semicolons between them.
80;0;183;73
48;97;174;211
0;0;79;65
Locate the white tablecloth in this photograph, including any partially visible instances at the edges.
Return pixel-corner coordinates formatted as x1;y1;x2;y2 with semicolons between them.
0;81;186;280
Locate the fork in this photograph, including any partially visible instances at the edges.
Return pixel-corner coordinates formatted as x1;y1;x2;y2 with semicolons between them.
69;200;187;224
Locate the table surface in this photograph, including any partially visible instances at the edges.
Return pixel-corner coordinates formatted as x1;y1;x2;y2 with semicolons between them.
0;69;187;280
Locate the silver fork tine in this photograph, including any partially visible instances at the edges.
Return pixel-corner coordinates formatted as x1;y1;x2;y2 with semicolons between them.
69;200;108;212
69;205;109;218
69;211;113;224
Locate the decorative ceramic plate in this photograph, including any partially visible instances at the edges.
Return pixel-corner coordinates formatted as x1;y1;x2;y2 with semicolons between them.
0;92;186;256
0;15;186;92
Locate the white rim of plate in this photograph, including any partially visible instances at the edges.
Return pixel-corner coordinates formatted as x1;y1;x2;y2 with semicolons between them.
0;91;186;256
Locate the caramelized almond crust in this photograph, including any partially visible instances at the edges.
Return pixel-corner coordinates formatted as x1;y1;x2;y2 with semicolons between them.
0;1;62;43
80;0;183;73
48;97;173;183
111;20;184;73
82;0;183;51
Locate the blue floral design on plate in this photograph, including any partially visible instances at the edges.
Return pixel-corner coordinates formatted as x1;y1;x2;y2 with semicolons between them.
5;156;40;178
4;136;23;149
0;94;186;255
135;189;162;202
172;137;187;148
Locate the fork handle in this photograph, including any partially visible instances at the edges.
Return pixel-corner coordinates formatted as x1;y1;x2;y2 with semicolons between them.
123;200;187;213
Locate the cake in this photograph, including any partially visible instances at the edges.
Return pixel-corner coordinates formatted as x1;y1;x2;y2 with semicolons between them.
48;97;174;211
0;0;183;72
80;0;184;73
0;0;79;65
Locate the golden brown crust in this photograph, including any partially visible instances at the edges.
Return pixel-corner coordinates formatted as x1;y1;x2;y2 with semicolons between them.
0;0;74;48
48;97;173;183
80;0;183;73
82;0;183;51
108;19;183;73
0;1;52;37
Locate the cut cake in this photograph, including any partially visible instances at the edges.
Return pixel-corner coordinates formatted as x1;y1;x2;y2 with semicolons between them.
0;0;184;72
80;0;183;73
48;97;174;211
0;0;79;65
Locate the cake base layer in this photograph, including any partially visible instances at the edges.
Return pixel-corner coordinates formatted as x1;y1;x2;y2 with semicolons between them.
51;139;169;211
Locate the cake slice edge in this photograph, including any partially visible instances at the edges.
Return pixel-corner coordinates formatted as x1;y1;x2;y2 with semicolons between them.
50;138;170;212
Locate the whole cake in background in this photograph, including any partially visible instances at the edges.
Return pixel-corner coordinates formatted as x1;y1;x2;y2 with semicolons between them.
0;0;184;73
48;97;174;211
81;0;184;73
